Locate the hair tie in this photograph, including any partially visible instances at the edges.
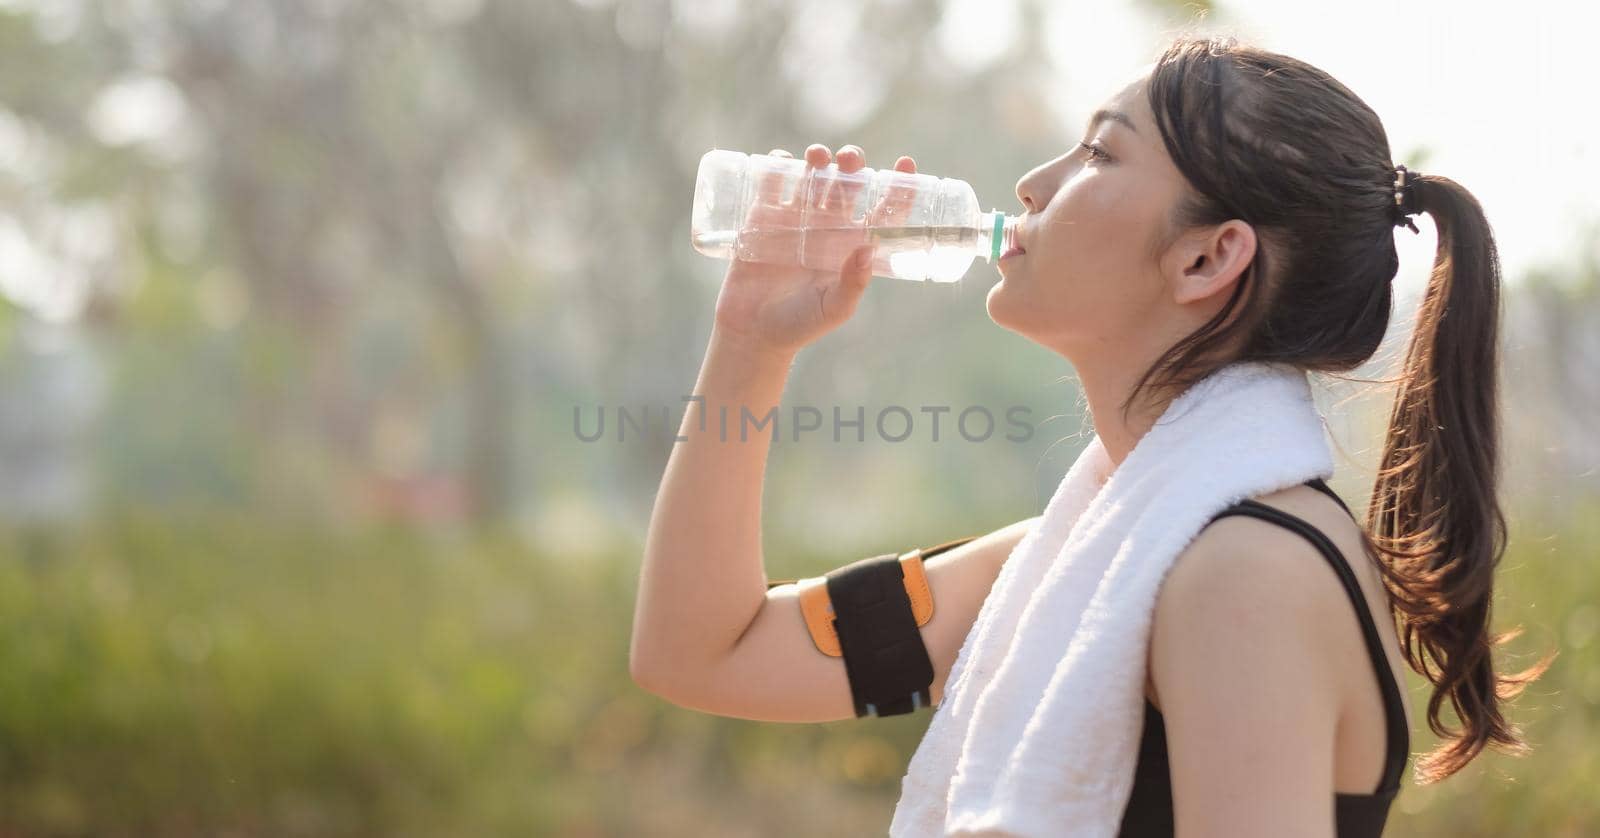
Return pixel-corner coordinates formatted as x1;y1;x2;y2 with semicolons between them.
1392;165;1424;234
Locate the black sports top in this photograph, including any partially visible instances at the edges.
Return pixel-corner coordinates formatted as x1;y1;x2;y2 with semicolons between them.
1117;477;1411;837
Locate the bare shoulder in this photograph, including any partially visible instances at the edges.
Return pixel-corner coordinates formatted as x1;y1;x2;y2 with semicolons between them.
1149;486;1360;834
1147;484;1366;711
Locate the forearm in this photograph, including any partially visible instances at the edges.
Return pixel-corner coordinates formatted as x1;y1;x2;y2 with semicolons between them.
630;326;795;688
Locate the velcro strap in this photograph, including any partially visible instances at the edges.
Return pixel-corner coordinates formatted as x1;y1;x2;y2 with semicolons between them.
825;553;934;718
791;551;933;658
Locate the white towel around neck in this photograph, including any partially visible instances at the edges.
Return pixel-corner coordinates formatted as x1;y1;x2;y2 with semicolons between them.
889;361;1335;837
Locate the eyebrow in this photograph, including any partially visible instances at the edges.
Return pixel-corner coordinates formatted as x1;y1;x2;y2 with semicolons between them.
1088;108;1139;136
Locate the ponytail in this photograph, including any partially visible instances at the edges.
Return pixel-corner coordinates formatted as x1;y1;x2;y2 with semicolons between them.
1365;173;1556;783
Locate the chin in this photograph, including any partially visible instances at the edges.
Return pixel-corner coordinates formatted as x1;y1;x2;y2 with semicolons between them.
984;282;1031;334
987;287;1078;350
984;280;1010;323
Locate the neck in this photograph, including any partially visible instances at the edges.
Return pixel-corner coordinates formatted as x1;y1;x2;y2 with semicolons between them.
1062;317;1241;480
1064;313;1248;475
1073;360;1170;476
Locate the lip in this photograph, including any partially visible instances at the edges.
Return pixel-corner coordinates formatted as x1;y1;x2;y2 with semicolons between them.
999;245;1026;261
1008;218;1029;257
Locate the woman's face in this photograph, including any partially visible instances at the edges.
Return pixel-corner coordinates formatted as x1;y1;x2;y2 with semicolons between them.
987;70;1248;365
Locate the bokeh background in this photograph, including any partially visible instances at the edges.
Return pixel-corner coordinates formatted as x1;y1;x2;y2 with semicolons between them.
1;0;1596;835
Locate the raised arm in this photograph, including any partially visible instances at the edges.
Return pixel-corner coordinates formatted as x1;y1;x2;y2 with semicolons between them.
629;143;915;691
628;325;797;691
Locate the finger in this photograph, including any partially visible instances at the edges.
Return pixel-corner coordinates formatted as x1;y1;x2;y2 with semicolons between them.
842;245;875;286
825;144;868;219
838;245;877;301
817;245;874;332
835;145;865;173
757;148;793;201
798;144;835;217
872;154;920;226
801;144;833;215
804;144;831;171
748;147;800;223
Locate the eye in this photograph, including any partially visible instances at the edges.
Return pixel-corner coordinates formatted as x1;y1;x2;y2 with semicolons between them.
1077;140;1110;163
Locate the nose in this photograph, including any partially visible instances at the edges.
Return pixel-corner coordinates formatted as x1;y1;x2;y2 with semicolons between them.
1015;174;1038;213
1014;160;1057;214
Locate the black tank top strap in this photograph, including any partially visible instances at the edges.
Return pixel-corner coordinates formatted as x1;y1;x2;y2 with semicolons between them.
1205;484;1409;795
1303;476;1358;520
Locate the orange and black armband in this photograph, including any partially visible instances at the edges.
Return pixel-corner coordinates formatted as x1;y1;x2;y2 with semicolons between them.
766;535;978;718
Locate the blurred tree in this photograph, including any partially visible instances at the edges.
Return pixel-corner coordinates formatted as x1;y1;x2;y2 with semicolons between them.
1503;225;1600;519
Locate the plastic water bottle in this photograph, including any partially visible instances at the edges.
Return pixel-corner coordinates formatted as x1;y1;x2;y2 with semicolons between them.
690;148;1022;283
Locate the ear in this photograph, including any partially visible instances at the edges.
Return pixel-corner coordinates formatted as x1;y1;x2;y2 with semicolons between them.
1171;220;1256;306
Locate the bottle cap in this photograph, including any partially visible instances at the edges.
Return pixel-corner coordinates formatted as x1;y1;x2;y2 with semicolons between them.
990;210;1004;263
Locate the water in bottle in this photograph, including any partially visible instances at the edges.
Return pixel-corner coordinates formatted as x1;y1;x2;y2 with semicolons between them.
690;148;1022;284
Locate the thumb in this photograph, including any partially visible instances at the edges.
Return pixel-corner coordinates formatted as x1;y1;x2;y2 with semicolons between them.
843;245;876;290
823;245;875;325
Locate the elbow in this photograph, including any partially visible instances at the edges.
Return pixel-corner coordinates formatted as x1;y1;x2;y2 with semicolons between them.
628;581;666;693
630;661;664;696
631;658;694;708
629;640;682;700
628;658;651;698
628;638;664;694
628;652;650;691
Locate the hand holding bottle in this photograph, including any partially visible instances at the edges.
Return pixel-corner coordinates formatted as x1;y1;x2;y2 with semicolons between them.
712;144;919;359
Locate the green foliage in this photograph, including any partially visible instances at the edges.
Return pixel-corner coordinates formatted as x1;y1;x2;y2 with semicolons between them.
1383;501;1600;836
0;512;620;836
0;505;1594;836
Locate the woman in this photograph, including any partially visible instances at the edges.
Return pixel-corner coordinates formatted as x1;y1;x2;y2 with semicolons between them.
630;35;1549;836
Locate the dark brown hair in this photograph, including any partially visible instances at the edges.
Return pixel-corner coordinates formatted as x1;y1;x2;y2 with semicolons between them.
1128;34;1555;784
